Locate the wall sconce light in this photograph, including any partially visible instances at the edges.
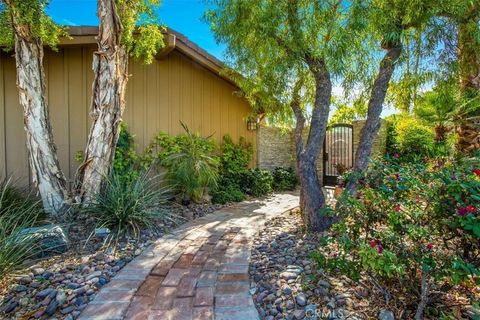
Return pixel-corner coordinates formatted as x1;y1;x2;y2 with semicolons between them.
247;118;258;131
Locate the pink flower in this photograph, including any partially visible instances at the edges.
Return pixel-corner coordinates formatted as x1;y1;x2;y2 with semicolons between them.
426;243;433;251
457;207;468;216
377;245;384;254
394;153;399;159
369;240;377;248
394;205;401;212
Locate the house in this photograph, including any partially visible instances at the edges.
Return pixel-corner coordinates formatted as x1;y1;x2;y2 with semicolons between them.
0;27;256;187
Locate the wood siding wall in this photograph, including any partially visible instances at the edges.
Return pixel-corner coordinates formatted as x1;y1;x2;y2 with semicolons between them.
0;46;255;188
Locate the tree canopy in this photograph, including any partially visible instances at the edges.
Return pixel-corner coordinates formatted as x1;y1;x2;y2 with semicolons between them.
206;0;368;121
0;0;66;50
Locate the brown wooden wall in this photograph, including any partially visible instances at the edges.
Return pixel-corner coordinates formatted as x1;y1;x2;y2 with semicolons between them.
0;46;255;187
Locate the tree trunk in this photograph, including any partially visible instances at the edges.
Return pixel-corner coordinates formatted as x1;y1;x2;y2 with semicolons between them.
457;18;480;95
76;0;128;201
456;12;480;155
345;43;402;195
292;58;334;232
12;29;69;216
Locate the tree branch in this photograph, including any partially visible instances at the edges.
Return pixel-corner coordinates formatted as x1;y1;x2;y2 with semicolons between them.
290;79;305;160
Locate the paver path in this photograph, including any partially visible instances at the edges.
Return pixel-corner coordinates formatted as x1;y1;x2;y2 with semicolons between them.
79;193;299;320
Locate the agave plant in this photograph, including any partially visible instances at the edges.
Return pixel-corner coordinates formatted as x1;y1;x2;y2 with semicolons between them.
165;122;219;203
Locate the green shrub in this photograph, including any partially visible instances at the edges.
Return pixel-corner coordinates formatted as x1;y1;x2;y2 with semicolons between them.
219;135;253;176
240;169;273;197
272;167;297;191
317;156;480;317
164;123;219;203
210;135;254;204
386;115;435;160
211;185;245;204
113;124;142;183
0;179;44;277
81;171;174;247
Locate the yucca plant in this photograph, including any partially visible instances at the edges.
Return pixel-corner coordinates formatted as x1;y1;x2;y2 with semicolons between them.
82;170;175;248
0;179;44;278
165;123;219;203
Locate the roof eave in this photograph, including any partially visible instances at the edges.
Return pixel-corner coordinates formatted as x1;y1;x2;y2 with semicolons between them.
59;26;237;87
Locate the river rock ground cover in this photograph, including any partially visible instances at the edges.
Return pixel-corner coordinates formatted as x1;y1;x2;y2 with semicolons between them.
0;202;224;320
249;210;479;320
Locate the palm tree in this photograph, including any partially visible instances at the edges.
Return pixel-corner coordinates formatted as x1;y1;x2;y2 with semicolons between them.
414;81;456;143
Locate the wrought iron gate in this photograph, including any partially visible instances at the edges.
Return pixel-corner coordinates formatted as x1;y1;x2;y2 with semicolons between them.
323;124;354;186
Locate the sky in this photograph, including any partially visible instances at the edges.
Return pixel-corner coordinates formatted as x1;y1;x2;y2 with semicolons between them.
47;0;227;60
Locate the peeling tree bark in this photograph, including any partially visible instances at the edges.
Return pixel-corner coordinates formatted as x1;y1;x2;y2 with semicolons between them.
10;23;69;216
345;43;402;195
76;0;128;201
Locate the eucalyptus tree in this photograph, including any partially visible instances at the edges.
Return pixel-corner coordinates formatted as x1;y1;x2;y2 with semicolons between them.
76;0;164;201
345;0;434;194
0;0;164;215
206;0;366;231
0;0;70;215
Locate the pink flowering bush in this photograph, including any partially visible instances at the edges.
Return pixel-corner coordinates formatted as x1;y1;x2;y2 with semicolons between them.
313;155;480;317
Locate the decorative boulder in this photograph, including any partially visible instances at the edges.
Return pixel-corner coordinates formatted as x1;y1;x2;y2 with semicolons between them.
19;224;68;258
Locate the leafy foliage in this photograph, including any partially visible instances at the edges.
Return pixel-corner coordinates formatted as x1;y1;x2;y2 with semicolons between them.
116;0;165;63
112;124;141;183
163;123;219;203
211;180;245;204
239;169;273;197
219;135;253;176
0;179;44;277
81;170;173;247
0;0;67;50
210;135;253;204
317;156;480;315
272;167;298;191
386;115;436;160
329;99;368;126
205;0;368;125
414;79;457;143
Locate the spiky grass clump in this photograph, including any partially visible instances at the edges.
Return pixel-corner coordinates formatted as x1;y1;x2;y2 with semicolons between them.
82;171;176;247
0;179;44;277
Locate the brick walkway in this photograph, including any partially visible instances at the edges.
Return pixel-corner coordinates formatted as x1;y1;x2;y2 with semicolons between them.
78;193;299;320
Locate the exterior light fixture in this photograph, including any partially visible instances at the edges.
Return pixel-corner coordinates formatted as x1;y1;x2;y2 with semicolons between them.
247;118;258;131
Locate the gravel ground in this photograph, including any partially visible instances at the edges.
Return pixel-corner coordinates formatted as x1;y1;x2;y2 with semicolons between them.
249;210;479;320
0;202;225;320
